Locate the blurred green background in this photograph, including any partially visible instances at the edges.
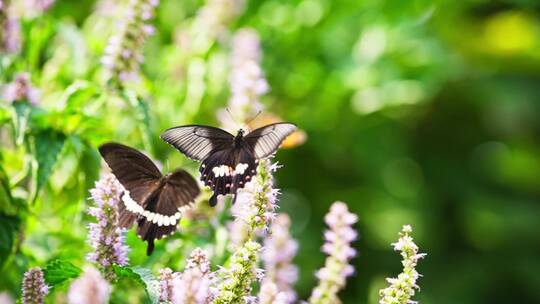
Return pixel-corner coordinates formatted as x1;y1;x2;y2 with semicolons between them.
1;0;540;303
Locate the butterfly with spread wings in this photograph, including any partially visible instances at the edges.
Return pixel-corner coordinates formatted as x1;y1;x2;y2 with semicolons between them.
99;143;200;255
160;122;297;206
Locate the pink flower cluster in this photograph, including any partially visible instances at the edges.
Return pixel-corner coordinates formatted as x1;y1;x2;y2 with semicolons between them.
67;266;111;304
169;248;214;304
218;28;268;129
259;214;299;304
87;174;130;277
2;73;40;105
0;1;21;53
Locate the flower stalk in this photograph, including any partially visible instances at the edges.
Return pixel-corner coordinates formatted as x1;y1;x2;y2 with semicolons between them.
21;267;49;304
213;160;278;303
212;240;262;304
259;214;298;304
309;202;358;304
379;225;426;304
87;174;130;280
101;0;159;89
219;28;268;129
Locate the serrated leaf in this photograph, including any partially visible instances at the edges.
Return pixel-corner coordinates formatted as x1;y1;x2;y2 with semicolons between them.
114;265;160;303
0;213;20;270
34;129;66;196
43;259;82;288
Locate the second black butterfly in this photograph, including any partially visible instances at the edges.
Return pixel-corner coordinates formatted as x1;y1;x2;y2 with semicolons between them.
99;143;200;255
160;122;297;206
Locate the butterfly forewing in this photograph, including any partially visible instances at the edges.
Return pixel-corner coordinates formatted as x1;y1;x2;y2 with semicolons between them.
98;143;162;202
160;125;235;161
244;123;297;159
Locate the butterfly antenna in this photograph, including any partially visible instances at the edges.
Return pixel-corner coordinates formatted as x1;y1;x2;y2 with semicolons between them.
226;108;242;129
245;110;262;126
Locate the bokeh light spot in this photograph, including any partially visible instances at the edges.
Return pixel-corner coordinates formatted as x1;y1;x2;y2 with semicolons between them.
482;11;538;55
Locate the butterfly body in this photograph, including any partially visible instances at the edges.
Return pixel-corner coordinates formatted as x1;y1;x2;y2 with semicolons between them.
99;143;200;255
161;122;297;206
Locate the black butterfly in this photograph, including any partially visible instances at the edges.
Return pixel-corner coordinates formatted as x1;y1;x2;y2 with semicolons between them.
98;143;200;255
160;122;297;206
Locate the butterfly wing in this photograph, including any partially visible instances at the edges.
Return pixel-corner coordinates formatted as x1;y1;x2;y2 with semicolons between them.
136;169;200;255
98;143;162;228
243;123;297;159
160;125;235;161
198;147;257;206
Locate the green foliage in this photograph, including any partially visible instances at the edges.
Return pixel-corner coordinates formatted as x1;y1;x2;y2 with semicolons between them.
1;0;540;303
43;259;82;288
0;213;20;270
114;265;160;304
33;128;66;198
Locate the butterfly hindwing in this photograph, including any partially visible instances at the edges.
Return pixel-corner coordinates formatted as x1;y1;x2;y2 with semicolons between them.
160;125;235;161
199;147;257;206
136;217;176;256
135;169;200;255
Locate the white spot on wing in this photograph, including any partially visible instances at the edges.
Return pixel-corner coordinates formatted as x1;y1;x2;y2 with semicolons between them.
235;163;249;175
123;191;186;227
122;191;145;215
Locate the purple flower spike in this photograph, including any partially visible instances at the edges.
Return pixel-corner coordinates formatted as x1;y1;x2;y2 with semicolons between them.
101;0;160;89
67;266;111;304
218;28;267;129
2;73;40;105
308;202;359;304
0;2;21;54
171;248;214;304
21;267;49;304
259;214;299;304
86;174;130;279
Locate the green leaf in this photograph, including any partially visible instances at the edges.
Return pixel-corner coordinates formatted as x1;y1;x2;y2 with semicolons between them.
0;213;20;270
114;265;160;303
79;142;101;192
33;129;66;197
123;91;153;154
12;102;31;145
0;162;15;215
43;259;82;288
0;106;10;126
